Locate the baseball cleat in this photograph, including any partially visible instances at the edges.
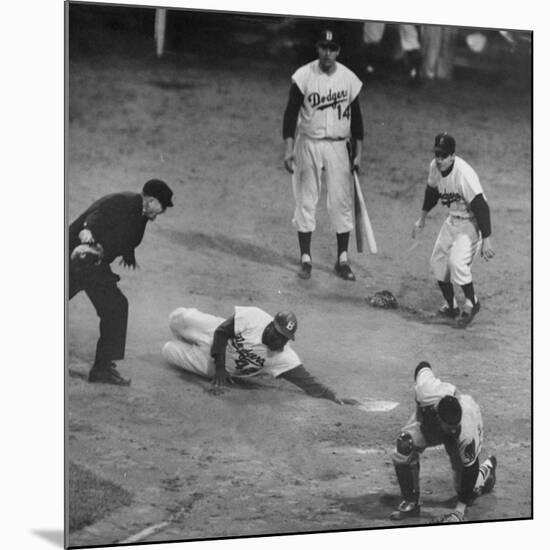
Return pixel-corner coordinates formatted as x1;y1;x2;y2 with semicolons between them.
298;261;312;280
334;261;356;281
437;304;460;319
480;455;497;494
455;299;481;328
89;362;131;386
389;500;421;520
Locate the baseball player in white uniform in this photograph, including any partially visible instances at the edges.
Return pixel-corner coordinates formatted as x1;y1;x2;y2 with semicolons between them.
390;361;497;523
161;306;358;404
283;29;364;281
412;133;495;327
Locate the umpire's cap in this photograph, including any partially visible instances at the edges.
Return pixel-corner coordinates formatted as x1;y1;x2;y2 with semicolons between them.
143;179;174;209
273;311;298;340
437;395;462;426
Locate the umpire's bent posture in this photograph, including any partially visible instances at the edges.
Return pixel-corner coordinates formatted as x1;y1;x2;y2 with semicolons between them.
69;179;174;385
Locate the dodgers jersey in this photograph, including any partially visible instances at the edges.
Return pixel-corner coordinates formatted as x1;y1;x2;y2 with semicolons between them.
292;61;362;139
226;307;301;378
427;156;486;219
415;367;483;466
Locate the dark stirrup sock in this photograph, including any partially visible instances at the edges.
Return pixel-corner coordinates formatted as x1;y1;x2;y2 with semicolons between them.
460;282;477;305
437;280;455;308
336;231;350;261
298;231;312;259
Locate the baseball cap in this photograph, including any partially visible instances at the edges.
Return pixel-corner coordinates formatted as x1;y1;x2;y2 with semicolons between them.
317;28;340;48
437;395;462;426
433;133;456;155
273;311;298;340
142;179;174;209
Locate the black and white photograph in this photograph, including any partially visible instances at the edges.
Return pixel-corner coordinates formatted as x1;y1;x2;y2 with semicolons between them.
65;0;532;547
5;1;541;549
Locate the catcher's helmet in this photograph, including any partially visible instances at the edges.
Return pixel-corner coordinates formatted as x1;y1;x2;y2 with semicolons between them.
273;311;298;340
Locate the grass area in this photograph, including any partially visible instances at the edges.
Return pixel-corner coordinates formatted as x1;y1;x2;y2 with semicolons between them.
68;462;132;533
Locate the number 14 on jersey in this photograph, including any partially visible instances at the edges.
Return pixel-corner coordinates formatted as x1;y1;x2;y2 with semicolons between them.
337;104;351;120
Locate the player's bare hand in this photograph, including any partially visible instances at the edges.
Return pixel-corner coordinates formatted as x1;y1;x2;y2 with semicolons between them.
284;153;295;174
210;369;233;394
207;385;225;396
335;397;361;406
412;217;425;239
481;237;495;261
78;228;95;244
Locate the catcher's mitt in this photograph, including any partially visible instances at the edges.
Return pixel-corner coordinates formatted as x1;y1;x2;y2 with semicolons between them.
70;243;104;268
430;510;464;524
366;290;398;309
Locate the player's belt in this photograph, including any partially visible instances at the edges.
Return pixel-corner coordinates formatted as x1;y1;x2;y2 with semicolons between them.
307;136;347;141
449;214;473;221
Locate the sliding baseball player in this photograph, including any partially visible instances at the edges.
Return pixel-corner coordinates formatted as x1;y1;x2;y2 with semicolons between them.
161;305;359;404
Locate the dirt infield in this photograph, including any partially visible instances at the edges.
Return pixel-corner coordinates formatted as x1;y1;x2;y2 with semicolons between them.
67;41;531;547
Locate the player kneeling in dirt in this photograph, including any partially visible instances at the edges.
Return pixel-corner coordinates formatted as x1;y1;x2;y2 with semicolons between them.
390;361;496;523
162;306;357;404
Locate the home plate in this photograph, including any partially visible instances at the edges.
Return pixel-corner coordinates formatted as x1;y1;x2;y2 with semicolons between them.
356;400;399;412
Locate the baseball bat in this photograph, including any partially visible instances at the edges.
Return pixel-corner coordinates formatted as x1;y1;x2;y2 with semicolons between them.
353;170;378;254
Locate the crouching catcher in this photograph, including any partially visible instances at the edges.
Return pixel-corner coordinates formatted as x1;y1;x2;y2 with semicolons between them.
390;361;497;523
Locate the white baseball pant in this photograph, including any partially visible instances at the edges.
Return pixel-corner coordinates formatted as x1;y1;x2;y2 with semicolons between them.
161;307;224;378
291;136;354;233
430;216;482;286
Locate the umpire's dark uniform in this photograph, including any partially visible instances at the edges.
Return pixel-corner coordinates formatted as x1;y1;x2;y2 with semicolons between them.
69;179;173;385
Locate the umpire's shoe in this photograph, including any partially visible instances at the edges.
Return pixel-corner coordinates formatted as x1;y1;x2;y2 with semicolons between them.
89;361;131;386
456;299;481;328
389;500;421;520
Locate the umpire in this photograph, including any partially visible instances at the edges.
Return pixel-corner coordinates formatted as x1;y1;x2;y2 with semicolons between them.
68;179;174;386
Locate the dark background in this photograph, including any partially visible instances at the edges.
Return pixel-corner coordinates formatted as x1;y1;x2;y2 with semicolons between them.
68;1;532;87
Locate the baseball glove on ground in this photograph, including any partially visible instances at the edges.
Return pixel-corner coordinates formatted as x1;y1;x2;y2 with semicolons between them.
70;243;104;267
366;290;398;309
430;510;464;524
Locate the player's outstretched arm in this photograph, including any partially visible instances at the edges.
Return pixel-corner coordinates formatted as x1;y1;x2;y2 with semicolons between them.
278;365;359;404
